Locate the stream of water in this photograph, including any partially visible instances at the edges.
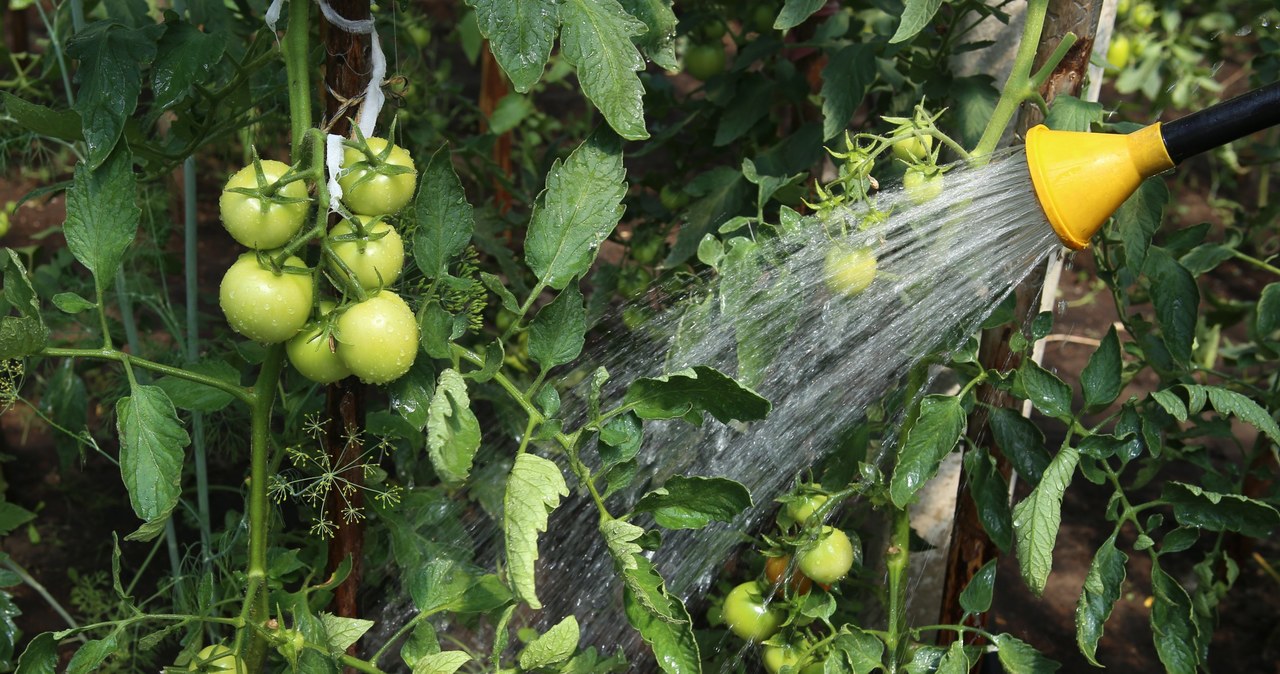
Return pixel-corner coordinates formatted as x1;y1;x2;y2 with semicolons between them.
376;150;1063;670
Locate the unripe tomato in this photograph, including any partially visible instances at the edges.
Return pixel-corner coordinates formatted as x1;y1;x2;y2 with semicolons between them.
796;526;856;585
1130;2;1156;28
763;642;805;674
220;253;313;343
617;266;653;299
336;291;420;384
685;43;726;81
903;166;944;204
287;302;350;384
339;137;418;216
1106;34;1132;71
219;160;311;250
329;216;405;289
188;644;244;672
659;185;689;211
890;130;934;163
751;3;777;32
631;234;664;265
784;494;828;525
764;554;813;597
722;581;785;641
823;246;877;298
701;18;727;40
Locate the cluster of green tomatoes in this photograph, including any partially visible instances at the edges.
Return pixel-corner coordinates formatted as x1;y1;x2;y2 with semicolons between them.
217;135;420;385
714;491;862;673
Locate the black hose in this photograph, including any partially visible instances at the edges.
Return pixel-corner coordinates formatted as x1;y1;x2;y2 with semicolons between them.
1161;80;1280;164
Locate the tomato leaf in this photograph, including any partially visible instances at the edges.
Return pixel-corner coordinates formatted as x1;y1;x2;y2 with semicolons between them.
1043;95;1103;132
621;556;701;674
622;365;771;424
775;0;825;29
618;0;677;70
0;93;83;142
962;447;1013;552
414;144;475;281
63;145;139;293
1;249;49;359
390;359;437;432
0;503;35;538
1257;282;1280;337
1011;447;1078;596
714;78;775;147
828;629;884;674
529;283;586;370
525;129;627;290
151;19;225;116
410;651;471;674
1143;246;1198;366
1014;360;1074;422
401;622;441;669
820;44;876;140
117;384;190;542
504;454;568;610
993;633;1060;673
1111;178;1168;275
1202;385;1280;446
988;407;1051;487
468;0;558;93
935;641;971;674
14;631;57;674
1150;565;1199;674
889;395;965;508
1075;534;1127;666
598;411;642;469
560;0;649;140
1178;242;1235;276
519;616;579;670
319;613;374;653
957;558;997;614
889;0;943;44
66;633;119;674
64;22;161;168
154;359;239;413
634;475;752;530
664;167;750;267
1080;325;1121;410
427;369;482;484
1162;481;1280;538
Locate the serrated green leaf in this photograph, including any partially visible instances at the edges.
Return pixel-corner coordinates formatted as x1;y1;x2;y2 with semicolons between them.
320;613;374;653
427;369;481;484
560;0;649;140
622;365;770;424
775;0;825;29
959;559;998;614
820;44;876;140
1179;243;1235;276
51;291;96;314
65;22;161;167
1162;481;1280;538
994;633;1060;673
1;93;82;141
390;360;436;431
1150;388;1187;422
409;559;470;614
949;75;999;149
1112;178;1167;275
414;144;474;280
151;19;225;114
1012;447;1078;596
154;359;239;413
63;145;139;292
468;0;558;92
401;622;440;670
1043;95;1103;132
1204;386;1280;445
519;616;579;670
1257;282;1280;337
634;475;752;530
1143;246;1198;366
1075;535;1126;666
621;557;700;673
599;411;642;469
0;503;35;537
618;0;677;69
526;129;627;289
66;634;118;674
890;395;965;508
480;272;519;313
504;454;568;609
963;447;1013;552
412;650;471;674
418;299;455;359
117;385;190;541
1150;565;1198;674
714;78;775;147
830;629;884;674
1;249;48;359
529;283;586;370
664;167;750;267
936;641;970;674
601;518;645;574
1016;361;1073;421
1081;326;1121;410
15;632;56;674
890;0;943;43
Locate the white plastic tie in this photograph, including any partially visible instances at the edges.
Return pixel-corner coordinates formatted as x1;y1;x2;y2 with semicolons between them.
326;133;347;214
265;0;285;32
357;29;387;139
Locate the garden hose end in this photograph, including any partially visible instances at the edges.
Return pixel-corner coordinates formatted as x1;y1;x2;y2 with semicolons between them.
1025;123;1174;250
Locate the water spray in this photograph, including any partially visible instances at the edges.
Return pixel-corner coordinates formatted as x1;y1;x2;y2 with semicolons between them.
1027;80;1280;249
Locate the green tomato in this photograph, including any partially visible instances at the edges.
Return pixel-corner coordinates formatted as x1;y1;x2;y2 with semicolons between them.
701;18;727;40
823;246;878;297
722;581;785;642
0;212;9;239
188;644;244;672
797;526;856;585
287;302;350;384
751;3;777;33
329;216;405;289
782;494;829;527
618;267;653;299
685;43;726;81
1130;2;1156;28
1106;34;1132;71
339;137;418;216
659;185;689;211
763;643;805;674
406;24;431;48
219;253;313;343
631;233;664;265
890;130;934;163
336;291;420;384
903;166;944;204
219;160;311;250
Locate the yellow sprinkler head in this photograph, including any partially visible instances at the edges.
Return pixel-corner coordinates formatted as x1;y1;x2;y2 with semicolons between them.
1025;123;1174;249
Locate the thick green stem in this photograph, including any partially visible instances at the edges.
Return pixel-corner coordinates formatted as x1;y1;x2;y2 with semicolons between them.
883;507;912;673
284;0;312;158
238;344;287;666
971;0;1051;158
40;347;253;403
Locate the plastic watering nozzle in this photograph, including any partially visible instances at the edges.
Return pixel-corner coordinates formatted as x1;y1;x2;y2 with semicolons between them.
1026;81;1280;249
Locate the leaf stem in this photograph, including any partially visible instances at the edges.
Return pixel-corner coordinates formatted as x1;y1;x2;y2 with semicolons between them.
39;347;253;404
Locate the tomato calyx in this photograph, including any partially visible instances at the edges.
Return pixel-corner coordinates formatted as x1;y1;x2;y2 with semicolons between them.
224;155;311;204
